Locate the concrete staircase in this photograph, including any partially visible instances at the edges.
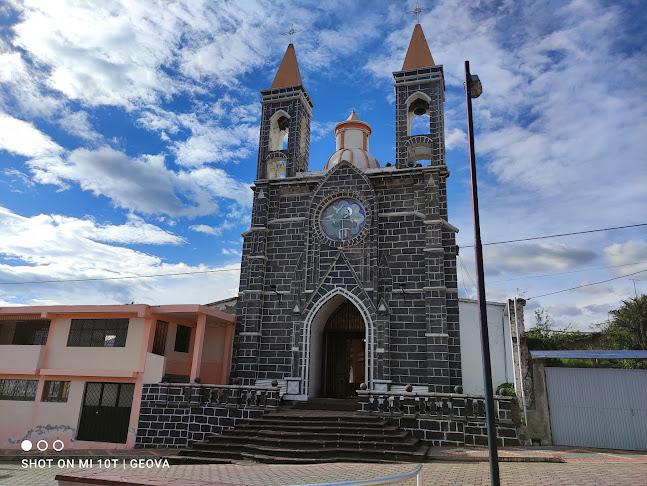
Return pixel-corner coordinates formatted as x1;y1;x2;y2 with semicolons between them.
168;405;429;464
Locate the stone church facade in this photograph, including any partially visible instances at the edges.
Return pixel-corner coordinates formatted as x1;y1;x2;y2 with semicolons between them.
231;24;461;399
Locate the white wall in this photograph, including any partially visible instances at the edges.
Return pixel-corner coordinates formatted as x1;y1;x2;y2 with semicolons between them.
459;299;515;395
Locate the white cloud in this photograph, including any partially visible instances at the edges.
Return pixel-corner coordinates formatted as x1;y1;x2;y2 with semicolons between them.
23;146;253;217
57;110;100;141
221;248;241;256
603;240;647;277
484;242;596;275
0;206;239;306
310;121;337;143
0;49;61;117
445;128;467;150
575;281;615;295
0;112;63;158
3;168;34;192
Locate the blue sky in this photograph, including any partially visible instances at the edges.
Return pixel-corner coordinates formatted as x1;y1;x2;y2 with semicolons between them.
0;0;645;330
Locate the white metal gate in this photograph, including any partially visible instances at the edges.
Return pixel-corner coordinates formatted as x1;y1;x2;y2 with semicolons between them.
545;367;647;450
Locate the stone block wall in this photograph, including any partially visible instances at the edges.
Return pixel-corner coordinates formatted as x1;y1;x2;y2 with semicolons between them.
359;392;519;447
135;384;267;448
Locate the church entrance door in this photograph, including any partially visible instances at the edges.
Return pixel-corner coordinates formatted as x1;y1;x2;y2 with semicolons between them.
321;301;365;398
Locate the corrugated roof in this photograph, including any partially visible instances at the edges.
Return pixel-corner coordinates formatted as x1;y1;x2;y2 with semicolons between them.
530;350;647;359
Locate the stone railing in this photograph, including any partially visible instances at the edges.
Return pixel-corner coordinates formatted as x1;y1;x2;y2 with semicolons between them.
356;388;519;446
152;383;281;409
357;389;515;423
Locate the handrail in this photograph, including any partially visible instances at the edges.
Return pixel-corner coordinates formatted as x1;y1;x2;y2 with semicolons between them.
157;383;279;391
281;463;422;486
357;390;514;400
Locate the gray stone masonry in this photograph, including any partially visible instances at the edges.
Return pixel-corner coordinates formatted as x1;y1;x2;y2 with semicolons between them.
232;54;459;396
135;384;271;448
232;162;461;394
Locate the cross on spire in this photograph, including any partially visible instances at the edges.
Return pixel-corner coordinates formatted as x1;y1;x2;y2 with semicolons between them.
406;2;430;24
282;24;301;44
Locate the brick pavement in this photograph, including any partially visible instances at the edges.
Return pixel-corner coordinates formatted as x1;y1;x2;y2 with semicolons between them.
2;457;647;486
1;446;646;486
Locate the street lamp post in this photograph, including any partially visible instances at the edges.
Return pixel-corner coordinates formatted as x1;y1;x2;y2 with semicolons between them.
464;60;500;486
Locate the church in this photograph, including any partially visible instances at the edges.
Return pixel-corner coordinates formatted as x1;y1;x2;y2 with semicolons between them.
231;23;462;400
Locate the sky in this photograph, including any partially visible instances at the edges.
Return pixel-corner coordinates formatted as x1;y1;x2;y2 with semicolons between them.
0;0;645;331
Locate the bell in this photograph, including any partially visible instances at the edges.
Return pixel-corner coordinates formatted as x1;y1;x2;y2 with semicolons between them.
278;116;290;131
410;98;429;116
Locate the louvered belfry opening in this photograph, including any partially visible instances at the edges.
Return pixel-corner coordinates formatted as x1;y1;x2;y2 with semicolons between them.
322;301;366;398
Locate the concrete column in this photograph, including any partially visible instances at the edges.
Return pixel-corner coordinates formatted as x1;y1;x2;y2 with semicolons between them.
189;314;206;383
221;322;235;384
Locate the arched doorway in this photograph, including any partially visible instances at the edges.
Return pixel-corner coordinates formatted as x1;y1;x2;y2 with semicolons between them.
321;301;365;398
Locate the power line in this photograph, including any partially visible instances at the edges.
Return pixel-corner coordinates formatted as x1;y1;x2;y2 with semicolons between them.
460;223;647;248
0;267;240;286
527;269;647;300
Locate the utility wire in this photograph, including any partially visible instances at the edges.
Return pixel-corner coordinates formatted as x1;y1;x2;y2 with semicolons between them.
527;269;647;300
0;267;240;286
460;223;647;248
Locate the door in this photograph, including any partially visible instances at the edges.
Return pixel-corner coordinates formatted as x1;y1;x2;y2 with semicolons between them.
546;367;647;450
77;382;135;443
321;301;366;398
323;331;365;397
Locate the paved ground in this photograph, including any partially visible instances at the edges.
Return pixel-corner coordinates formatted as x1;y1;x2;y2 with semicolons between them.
1;447;646;486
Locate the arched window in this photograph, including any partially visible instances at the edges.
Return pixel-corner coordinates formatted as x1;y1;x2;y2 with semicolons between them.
268;110;290;151
405;92;431;136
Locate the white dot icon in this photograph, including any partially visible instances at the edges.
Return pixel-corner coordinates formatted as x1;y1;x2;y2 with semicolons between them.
21;440;32;452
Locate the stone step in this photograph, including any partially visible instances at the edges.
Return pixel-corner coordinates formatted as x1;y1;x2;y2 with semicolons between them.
219;429;408;441
286;398;358;412
264;413;383;422
194;436;420;451
233;423;398;434
235;443;430;463
236;418;390;428
167;408;426;465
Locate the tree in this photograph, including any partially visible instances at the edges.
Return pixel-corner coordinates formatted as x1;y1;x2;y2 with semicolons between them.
600;295;647;369
525;309;586;350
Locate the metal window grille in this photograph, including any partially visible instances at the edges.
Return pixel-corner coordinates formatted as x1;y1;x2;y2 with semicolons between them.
0;379;38;401
42;381;70;402
10;320;50;345
67;319;128;347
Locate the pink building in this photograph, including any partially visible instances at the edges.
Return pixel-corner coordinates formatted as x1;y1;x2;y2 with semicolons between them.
0;304;235;449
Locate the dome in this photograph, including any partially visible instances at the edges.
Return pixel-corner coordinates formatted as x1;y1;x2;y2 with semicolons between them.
324;111;380;170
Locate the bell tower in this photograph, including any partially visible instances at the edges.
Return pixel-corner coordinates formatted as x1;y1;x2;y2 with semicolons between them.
257;44;313;179
393;23;445;168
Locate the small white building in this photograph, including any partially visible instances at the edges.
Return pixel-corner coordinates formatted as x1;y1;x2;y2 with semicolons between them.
459;298;525;396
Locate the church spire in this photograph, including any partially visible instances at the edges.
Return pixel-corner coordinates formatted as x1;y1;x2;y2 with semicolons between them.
402;23;435;70
271;44;303;89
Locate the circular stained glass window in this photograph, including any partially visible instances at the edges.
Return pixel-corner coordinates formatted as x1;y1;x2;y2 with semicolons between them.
319;198;367;242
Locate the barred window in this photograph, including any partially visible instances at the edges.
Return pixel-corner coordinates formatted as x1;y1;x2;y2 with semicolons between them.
0;379;38;401
42;381;70;403
11;320;50;345
67;319;128;347
174;325;191;353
